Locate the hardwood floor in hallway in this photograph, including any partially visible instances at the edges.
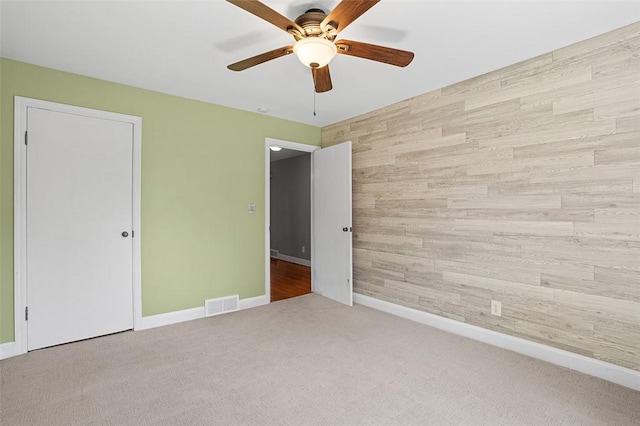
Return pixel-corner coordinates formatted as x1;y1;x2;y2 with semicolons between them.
270;258;311;302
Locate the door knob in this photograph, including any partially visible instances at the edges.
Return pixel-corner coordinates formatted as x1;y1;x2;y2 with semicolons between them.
342;227;352;232
122;231;129;237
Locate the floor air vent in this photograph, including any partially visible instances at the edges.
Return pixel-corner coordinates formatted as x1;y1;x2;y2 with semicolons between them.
205;295;239;317
270;249;279;258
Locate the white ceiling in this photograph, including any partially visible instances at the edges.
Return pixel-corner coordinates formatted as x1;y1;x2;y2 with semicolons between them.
1;1;638;127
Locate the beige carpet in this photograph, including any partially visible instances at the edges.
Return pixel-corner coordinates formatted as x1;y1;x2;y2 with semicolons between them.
1;294;639;425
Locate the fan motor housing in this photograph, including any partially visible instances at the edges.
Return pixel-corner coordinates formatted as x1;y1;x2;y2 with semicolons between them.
295;8;327;37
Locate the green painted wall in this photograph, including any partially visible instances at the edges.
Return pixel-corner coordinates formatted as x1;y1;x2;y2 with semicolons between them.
0;58;320;343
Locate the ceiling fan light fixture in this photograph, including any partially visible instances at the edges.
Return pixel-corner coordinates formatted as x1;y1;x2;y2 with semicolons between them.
293;37;337;68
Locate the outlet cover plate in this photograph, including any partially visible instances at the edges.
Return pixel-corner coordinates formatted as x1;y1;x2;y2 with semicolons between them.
491;300;502;317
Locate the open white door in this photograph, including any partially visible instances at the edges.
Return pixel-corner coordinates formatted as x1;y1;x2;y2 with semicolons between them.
312;141;353;306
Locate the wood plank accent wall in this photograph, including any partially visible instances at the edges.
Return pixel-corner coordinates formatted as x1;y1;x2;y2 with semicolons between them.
321;22;640;372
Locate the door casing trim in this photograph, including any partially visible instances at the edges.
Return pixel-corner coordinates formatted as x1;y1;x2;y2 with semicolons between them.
13;96;143;355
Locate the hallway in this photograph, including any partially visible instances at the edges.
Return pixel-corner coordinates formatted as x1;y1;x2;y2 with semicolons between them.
270;259;311;302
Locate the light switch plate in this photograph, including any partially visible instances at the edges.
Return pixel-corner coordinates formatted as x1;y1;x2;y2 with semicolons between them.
248;203;256;214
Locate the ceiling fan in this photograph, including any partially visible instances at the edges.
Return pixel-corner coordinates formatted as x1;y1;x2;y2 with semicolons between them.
226;0;415;93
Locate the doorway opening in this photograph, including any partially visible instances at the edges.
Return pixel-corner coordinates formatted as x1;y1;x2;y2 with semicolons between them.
265;138;319;302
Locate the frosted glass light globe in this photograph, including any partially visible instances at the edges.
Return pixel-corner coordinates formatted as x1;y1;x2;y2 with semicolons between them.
293;37;338;68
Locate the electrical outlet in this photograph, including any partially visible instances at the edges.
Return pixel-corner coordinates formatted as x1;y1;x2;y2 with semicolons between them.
301;246;305;253
491;300;502;317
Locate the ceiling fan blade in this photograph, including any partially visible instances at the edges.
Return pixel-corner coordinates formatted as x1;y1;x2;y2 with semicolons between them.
226;0;304;36
312;66;333;93
227;46;294;71
335;39;414;67
321;0;380;34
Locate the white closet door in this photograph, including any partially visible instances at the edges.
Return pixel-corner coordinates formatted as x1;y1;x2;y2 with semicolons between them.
312;141;353;306
27;107;134;350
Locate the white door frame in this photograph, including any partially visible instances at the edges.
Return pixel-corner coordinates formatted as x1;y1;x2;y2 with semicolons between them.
264;138;319;300
13;96;143;355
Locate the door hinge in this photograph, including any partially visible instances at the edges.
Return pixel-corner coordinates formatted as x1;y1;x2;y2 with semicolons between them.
132;230;135;238
25;131;28;145
25;306;28;321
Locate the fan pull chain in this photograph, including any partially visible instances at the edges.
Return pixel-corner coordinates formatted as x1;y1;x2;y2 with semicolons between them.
313;89;317;117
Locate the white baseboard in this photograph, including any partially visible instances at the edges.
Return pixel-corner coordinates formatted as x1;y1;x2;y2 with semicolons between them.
239;294;270;310
137;295;271;331
0;341;19;360
275;254;311;267
354;293;640;392
137;306;205;330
